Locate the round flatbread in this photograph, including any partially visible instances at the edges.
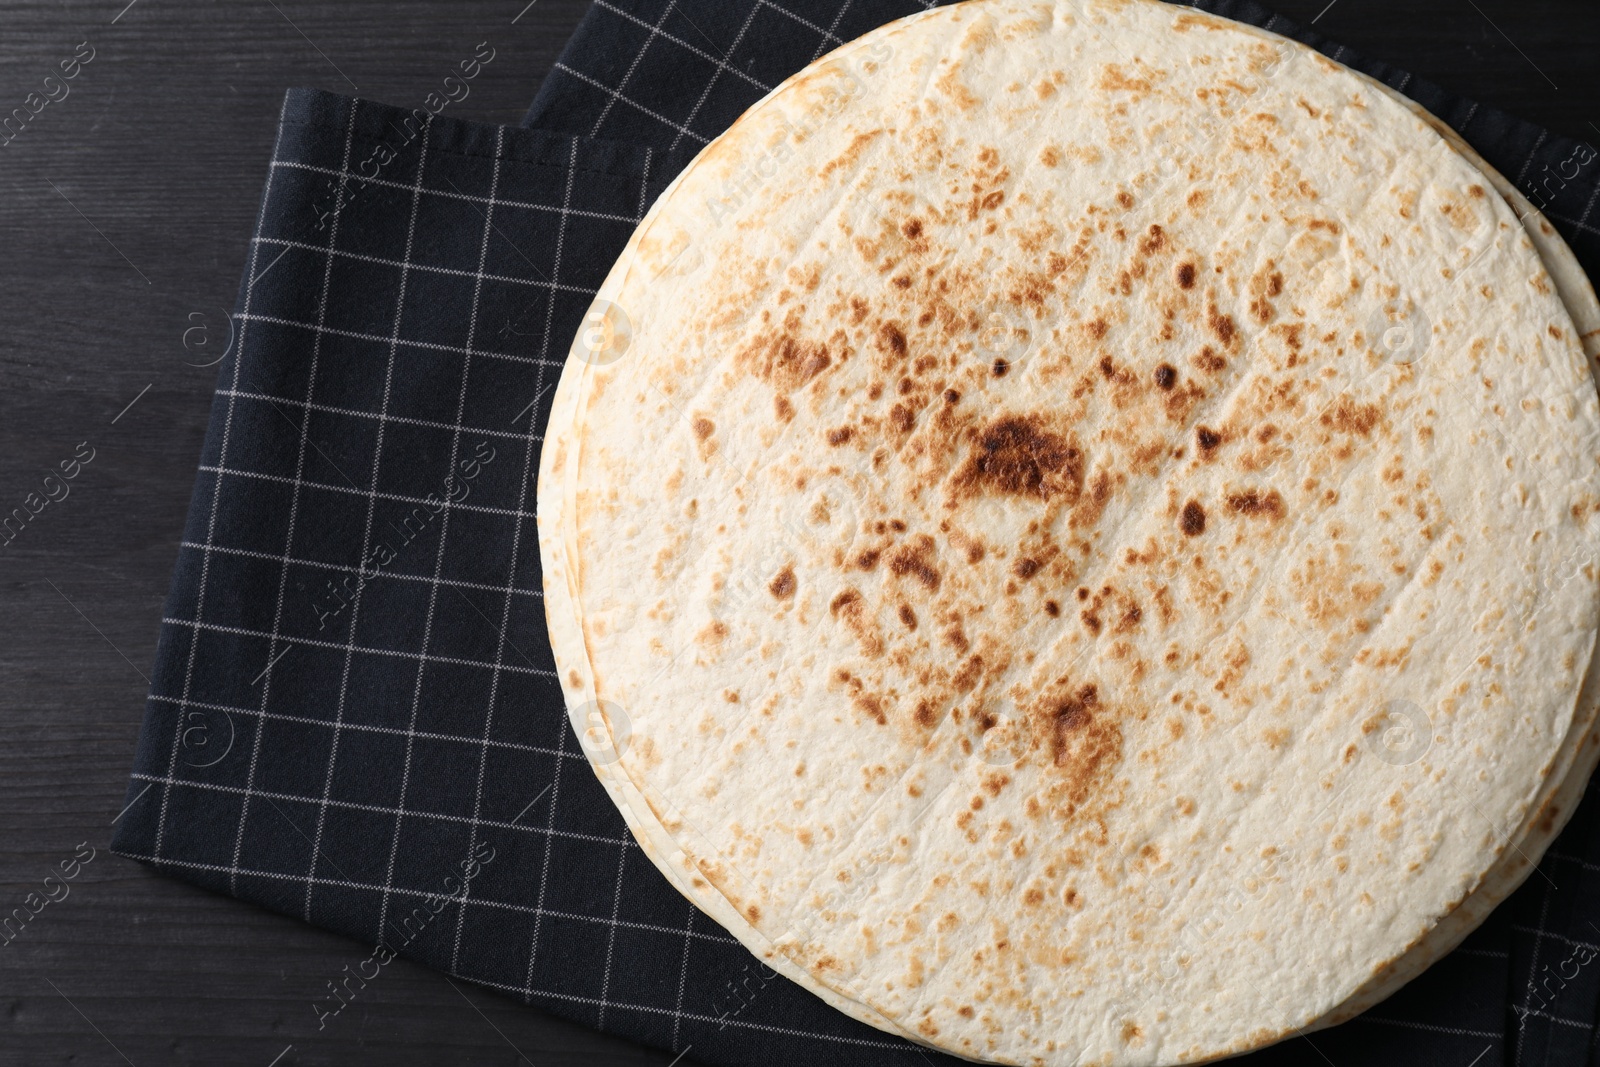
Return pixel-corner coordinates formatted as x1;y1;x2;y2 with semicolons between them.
538;1;1600;1062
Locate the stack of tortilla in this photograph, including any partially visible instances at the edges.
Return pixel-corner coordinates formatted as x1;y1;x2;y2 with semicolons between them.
536;1;1600;1062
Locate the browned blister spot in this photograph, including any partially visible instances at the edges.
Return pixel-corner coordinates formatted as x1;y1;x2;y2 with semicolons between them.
855;691;887;726
890;403;916;434
1140;223;1167;254
1209;308;1237;345
879;321;909;361
953;414;1084;502
769;566;796;600
826;425;854;446
1191;345;1226;375
1154;363;1177;390
1176;262;1196;289
889;535;942;592
1031;684;1123;819
692;416;715;440
1226;489;1286;520
741;332;833;392
1321;396;1382;436
1181;500;1207;536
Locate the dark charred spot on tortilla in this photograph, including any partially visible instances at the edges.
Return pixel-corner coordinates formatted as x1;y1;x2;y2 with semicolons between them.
890;403;915;433
889;519;907;532
769;566;796;599
944;388;961;404
899;603;918;630
888;536;941;592
1226;489;1286;520
1180;500;1206;536
826;426;853;446
902;217;924;239
1043;683;1123;811
1140;224;1165;254
966;542;985;565
1154;363;1177;390
955;414;1084;501
898;376;915;396
879;321;908;360
914;699;936;727
1176;262;1196;289
856;549;881;570
774;395;794;422
1049;686;1096;757
1077;586;1090;601
1013;557;1041;580
867;381;884;401
1116;190;1134;209
992;358;1010;378
1045;599;1061;617
892;274;912;289
1098;356;1116;379
692;416;714;440
1056;687;1096;730
830;588;861;616
1196;425;1222;456
1080;609;1102;634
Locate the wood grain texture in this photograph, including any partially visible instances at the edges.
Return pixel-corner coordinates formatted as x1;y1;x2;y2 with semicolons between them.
0;1;1594;1065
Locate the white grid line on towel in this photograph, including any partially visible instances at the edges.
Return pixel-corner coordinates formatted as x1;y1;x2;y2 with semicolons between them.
230;101;375;897
160;616;556;677
177;542;541;599
306;109;436;923
111;844;741;944
268;159;644;225
195;464;541;519
146;693;580;760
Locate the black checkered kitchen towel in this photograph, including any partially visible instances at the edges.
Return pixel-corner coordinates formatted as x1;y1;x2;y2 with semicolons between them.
112;2;1600;1064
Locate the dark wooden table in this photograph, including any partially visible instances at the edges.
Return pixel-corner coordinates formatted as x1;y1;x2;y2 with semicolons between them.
1;1;1596;1064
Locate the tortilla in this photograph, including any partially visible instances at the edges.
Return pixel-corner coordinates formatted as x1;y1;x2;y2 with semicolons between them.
537;1;1600;1062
